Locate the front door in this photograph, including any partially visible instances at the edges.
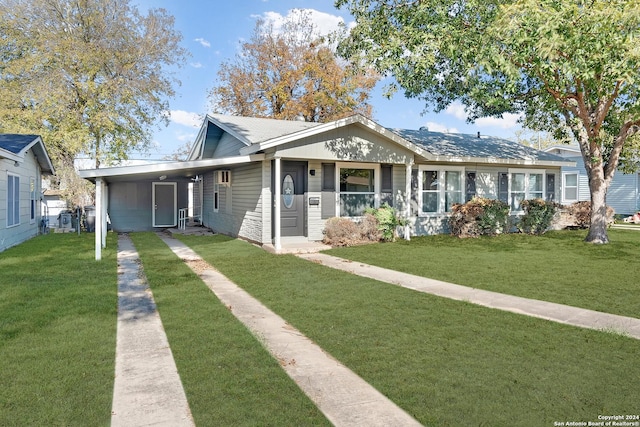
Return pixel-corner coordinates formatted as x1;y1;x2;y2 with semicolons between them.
153;182;177;227
281;162;306;236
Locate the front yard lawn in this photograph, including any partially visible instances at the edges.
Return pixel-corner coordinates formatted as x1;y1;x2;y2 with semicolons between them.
176;232;640;426
0;233;117;426
325;229;640;319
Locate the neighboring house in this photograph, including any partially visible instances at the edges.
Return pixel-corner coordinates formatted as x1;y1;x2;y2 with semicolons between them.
544;144;640;215
0;134;55;252
78;114;572;253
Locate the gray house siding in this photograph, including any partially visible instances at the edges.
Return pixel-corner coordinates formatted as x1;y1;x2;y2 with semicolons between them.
560;154;638;215
108;180;189;232
0;153;43;252
201;163;264;243
213;133;247;158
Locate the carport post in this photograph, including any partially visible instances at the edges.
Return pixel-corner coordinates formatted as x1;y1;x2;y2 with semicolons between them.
95;177;103;261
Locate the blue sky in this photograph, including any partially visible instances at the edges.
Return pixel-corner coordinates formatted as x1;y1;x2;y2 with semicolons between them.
133;0;523;160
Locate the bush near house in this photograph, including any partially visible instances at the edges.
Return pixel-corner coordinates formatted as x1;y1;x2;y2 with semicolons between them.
449;197;511;238
553;201;615;229
323;204;405;246
517;199;559;235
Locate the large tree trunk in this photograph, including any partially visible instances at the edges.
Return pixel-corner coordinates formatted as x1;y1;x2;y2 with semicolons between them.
585;166;609;244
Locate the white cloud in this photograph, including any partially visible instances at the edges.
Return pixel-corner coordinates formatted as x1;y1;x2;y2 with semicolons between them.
256;9;348;37
424;122;459;133
170;110;201;128
194;37;211;48
190;62;203;69
445;101;521;130
444;102;468;120
475;113;522;129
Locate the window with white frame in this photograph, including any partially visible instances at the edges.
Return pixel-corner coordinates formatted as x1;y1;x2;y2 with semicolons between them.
7;173;20;227
508;169;545;211
562;172;578;203
337;163;379;217
418;166;464;215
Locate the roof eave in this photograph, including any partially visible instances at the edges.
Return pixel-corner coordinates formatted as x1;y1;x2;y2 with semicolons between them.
239;114;433;160
78;154;265;183
426;155;575;167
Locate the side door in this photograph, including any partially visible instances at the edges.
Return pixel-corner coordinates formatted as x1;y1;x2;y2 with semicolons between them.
152;182;177;227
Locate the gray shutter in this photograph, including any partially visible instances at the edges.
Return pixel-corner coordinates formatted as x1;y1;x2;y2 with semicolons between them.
321;163;336;219
381;164;393;206
411;169;419;216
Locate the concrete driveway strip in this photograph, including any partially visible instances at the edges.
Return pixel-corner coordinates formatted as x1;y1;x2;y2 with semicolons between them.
158;234;422;427
113;234;194;427
298;253;640;340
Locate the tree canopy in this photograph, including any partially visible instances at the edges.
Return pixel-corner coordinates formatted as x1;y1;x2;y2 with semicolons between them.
337;0;640;243
209;9;378;123
0;0;188;175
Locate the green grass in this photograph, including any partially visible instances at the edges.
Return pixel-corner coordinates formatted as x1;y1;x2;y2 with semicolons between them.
177;233;640;427
325;229;640;319
0;233;117;426
129;232;329;426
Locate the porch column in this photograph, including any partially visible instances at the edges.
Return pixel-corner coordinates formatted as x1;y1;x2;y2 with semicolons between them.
274;157;282;251
101;183;108;248
405;162;412;241
95;177;103;261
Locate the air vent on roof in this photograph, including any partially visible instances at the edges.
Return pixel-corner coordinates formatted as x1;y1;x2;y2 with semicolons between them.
420;126;428;131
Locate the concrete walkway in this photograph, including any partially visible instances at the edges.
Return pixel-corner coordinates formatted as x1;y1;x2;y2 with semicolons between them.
157;233;422;427
298;253;640;340
112;234;194;427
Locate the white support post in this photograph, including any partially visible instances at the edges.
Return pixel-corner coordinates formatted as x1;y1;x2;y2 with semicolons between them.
405;162;412;241
102;183;108;248
274;157;282;251
95;178;103;261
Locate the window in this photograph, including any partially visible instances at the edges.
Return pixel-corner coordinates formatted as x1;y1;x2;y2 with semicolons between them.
563;172;578;203
337;163;379;217
508;170;545;211
418;166;464;215
213;172;220;212
30;177;36;224
7;173;19;227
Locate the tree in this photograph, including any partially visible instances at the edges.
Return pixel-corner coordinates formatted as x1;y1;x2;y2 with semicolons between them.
336;0;640;243
209;9;378;122
0;0;188;178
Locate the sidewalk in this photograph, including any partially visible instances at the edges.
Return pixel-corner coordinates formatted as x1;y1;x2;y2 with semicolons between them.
298;253;640;340
157;233;422;427
112;234;194;427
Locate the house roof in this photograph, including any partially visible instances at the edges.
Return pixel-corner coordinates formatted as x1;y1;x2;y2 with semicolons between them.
391;129;573;166
188;114;322;160
0;134;55;174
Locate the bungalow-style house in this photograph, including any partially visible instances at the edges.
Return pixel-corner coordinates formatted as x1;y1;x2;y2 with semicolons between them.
0;134;55;252
78;114;572;257
544;144;640;215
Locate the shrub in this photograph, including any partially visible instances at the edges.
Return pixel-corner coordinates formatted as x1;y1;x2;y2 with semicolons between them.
364;203;406;242
449;197;510;238
517;199;559;235
322;214;381;246
556;201;615;229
